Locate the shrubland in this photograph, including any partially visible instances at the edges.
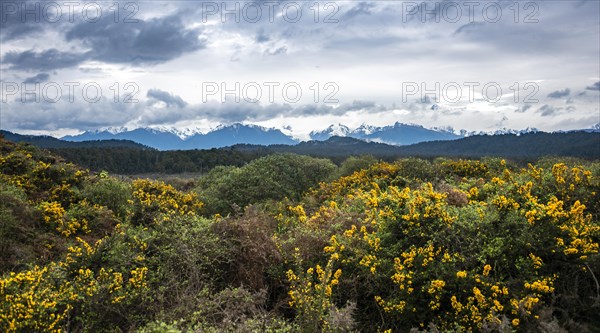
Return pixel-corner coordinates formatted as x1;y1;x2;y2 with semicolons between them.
0;138;598;332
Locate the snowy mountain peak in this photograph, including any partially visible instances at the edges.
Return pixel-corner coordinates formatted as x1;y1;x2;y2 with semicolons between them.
354;124;378;135
309;122;461;145
393;122;424;129
104;126;131;135
491;127;539;136
327;123;352;136
213;122;268;132
431;126;458;135
146;126;207;140
309;124;351;141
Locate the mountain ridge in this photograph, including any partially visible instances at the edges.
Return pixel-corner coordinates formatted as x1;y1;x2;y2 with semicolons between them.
0;130;153;149
57;123;563;150
5;122;599;151
62;123;297;150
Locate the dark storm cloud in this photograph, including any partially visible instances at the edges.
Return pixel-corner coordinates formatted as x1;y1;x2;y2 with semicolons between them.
515;105;532;113
65;14;204;65
147;89;187;108
454;22;485;35
0;22;42;41
337;100;385;113
2;96;144;131
536;105;562;117
23;72;49;83
2;12;205;71
2;49;87;71
198;102;324;123
0;0;44;41
447;1;600;57
187;101;283;123
341;2;375;20
547;88;570;99
290;104;334;117
586;81;600;91
264;46;287;56
135;98;388;125
255;29;269;43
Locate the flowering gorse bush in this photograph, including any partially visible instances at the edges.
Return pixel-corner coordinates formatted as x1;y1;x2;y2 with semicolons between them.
0;237;150;332
131;179;204;225
278;159;599;331
287;247;343;332
0;137;598;332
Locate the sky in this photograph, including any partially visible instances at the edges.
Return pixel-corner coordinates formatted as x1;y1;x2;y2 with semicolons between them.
1;0;599;139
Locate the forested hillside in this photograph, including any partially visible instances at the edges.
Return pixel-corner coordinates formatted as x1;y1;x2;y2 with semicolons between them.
397;131;600;158
1;138;599;332
1;130;151;150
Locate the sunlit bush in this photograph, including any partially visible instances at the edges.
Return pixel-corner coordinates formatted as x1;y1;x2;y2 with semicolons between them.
131;179;203;225
281;158;599;331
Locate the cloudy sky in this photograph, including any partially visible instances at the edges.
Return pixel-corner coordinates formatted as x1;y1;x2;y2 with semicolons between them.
1;0;599;139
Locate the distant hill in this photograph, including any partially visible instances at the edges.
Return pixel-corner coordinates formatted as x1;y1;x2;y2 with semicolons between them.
0;130;152;149
62;128;180;150
266;132;600;159
396;132;600;158
235;136;403;157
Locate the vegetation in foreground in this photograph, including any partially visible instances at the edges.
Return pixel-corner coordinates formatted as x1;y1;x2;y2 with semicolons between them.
0;138;599;332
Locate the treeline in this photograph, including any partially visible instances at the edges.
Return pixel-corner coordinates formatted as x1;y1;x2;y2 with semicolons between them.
50;147;271;174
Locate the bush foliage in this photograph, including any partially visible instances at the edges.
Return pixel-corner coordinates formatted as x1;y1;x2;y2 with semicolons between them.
0;138;598;332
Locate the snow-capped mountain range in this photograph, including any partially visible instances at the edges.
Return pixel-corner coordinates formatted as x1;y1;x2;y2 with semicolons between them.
309;123;461;145
62;123;296;150
88;126;207;140
61;122;599;151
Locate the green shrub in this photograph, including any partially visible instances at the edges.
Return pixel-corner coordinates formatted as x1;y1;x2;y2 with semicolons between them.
197;154;336;215
337;155;378;178
82;175;132;219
